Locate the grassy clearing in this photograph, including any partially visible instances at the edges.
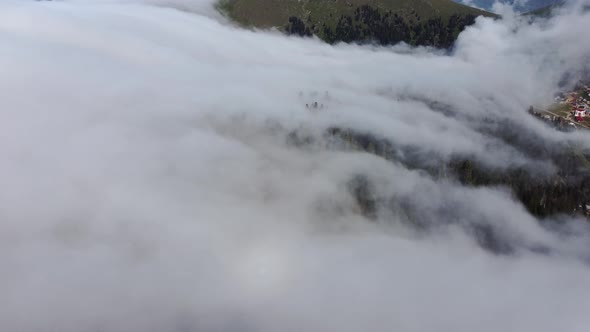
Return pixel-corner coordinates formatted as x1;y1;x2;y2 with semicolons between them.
549;103;571;118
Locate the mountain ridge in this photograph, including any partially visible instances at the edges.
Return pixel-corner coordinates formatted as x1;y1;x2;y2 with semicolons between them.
452;0;563;12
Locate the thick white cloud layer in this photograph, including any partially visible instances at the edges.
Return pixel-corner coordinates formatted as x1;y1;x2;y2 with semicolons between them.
1;0;590;331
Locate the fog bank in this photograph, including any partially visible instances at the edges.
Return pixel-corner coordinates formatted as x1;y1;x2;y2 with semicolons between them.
1;0;590;331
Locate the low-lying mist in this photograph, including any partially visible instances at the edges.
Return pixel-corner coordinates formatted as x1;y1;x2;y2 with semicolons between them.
1;0;590;331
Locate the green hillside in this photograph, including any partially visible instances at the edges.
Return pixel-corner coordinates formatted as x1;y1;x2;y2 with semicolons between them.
218;0;496;47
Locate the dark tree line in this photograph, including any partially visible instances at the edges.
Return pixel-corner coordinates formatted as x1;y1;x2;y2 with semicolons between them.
286;121;590;255
449;157;590;218
288;125;590;220
285;5;477;48
285;16;312;37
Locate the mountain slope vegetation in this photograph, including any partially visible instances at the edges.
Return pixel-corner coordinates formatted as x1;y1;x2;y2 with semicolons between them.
218;0;496;47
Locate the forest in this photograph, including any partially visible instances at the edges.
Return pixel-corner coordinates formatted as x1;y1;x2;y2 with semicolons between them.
285;5;478;48
284;121;590;254
287;111;590;224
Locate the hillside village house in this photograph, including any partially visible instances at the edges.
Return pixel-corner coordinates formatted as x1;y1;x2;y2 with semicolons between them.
553;86;590;123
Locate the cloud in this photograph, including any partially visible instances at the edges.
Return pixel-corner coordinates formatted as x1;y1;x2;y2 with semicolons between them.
1;0;590;331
